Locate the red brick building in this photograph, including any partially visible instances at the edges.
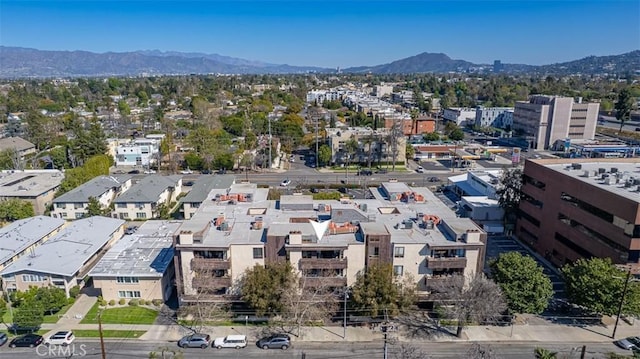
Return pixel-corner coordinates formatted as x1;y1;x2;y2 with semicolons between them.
384;116;436;136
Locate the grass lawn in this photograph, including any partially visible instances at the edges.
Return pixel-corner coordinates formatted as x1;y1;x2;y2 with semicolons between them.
80;303;158;325
2;309;12;324
42;303;73;324
0;329;49;338
72;330;147;338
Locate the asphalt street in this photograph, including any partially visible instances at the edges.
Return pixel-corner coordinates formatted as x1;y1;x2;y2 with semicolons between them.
0;340;628;359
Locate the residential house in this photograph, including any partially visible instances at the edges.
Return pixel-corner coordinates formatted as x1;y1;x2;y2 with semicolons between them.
114;138;160;167
90;220;182;302
0;216;65;277
51;175;133;220
0;137;36;159
0;170;64;215
112;175;182;220
0;217;125;296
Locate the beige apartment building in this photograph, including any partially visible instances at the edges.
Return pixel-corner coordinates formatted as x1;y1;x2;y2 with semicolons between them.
0;217;125;297
326;127;406;166
512;95;599;150
90;220;182;302
112;175;182;220
174;180;485;304
0;170;64;215
52;175;133;220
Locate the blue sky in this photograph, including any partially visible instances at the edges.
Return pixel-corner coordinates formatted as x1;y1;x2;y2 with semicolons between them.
1;0;638;68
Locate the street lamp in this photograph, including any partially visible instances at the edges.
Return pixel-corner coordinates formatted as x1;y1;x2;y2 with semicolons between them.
342;287;350;340
612;268;633;339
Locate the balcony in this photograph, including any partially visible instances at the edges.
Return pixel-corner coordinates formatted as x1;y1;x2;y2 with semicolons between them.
302;276;347;288
299;258;348;270
424;275;454;289
192;276;232;289
191;258;230;271
426;257;467;269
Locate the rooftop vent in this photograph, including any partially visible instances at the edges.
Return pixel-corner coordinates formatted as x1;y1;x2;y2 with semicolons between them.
611;167;618;174
571;163;582;170
598;168;606;174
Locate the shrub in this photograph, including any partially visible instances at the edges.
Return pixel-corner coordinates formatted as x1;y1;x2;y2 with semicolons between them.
118;298;126;305
152;299;163;307
108;300;116;306
69;285;81;299
99;299;107;306
128;299;139;306
67;298;75;305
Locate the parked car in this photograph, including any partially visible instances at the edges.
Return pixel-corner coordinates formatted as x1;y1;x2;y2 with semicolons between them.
143;169;156;174
614;336;640;350
0;333;8;347
310;187;319;193
178;333;211;349
180;168;193;174
184;181;195;186
201;169;212;174
125;226;138;235
416;166;425;173
44;331;75;346
213;335;247;349
357;169;372;176
375;169;388;174
128;170;140;174
428;177;441;182
9;334;43;348
257;334;291;350
280;179;291;187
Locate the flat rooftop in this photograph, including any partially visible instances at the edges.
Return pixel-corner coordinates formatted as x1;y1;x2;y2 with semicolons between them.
0;217;125;277
0;216;66;266
0;170;64;197
89;220;182;277
534;159;640;203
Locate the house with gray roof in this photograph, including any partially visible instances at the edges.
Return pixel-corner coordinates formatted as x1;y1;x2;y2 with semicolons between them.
0;136;35;158
0;216;66;276
0;170;64;214
89;220;182;302
51;175;133;220
180;175;235;219
112;175;182;220
0;216;125;297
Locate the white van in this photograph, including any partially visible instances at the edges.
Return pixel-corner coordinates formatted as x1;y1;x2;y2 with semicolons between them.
213;335;247;349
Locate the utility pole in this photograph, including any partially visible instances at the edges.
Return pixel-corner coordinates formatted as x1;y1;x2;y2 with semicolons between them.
343;287;349;340
612;268;632;339
98;312;106;359
580;345;586;359
268;116;272;170
315;111;319;169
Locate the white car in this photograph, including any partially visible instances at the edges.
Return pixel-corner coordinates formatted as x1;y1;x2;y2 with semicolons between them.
180;168;193;174
143;169;156;174
416;166;425;173
45;331;75;346
213;335;247;349
280;179;292;187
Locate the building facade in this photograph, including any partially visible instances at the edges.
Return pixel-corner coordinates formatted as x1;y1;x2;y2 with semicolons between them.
443;108;476;127
112;175;182;220
516;159;640;271
326;127;406;166
474;107;514;129
512;96;599;150
0;170;64;215
115;138;160;167
51;175;133;220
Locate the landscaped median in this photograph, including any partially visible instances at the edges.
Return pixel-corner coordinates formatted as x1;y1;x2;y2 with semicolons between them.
81;302;159;325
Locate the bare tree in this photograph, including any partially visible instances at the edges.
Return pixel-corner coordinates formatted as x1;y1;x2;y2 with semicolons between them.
393;342;431;359
432;274;507;337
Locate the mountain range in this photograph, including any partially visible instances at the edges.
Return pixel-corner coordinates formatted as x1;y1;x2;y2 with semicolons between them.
0;46;638;78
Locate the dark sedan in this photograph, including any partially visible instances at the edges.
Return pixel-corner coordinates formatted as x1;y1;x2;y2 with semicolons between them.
9;334;43;348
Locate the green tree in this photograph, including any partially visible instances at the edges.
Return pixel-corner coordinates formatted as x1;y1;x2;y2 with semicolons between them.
117;100;131;116
405;144;415;160
0;199;35;222
561;258;640;316
156;203;171;220
448;128;465;141
615;88;635;133
0;297;7;323
318;144;332;166
495;167;523;225
86;197;105;217
424;132;440;142
56;154;111;197
35;286;68;315
490;252;553;314
183;153;204;170
240;261;296;316
350;263;416;317
12;302;44;330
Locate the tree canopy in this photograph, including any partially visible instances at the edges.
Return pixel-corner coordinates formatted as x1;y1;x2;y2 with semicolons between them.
350;263;416;317
240;261;297;316
496;167;523;220
614;88;636;133
561;258;640;316
0;199;35;222
490;252;553;314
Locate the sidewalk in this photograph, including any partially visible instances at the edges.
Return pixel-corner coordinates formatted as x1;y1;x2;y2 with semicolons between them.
39;319;640;344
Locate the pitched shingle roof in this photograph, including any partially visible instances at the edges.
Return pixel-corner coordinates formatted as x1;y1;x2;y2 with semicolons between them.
113;175;181;203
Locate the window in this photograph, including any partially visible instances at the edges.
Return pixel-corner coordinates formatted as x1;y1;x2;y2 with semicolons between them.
118;291;141;298
22;274;45;282
117;203;127;208
116;276;139;284
393;265;404;276
55;203;64;209
61;212;68;218
136;212;146;219
75;213;84;219
372;247;380;257
394;246;405;258
253;247;263;259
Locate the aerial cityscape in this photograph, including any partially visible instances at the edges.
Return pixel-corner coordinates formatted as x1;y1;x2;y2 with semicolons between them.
0;1;639;358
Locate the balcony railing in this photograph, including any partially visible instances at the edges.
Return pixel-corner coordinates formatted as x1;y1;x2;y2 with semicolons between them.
424;275;453;289
302;276;347;288
425;257;467;269
191;258;230;271
192;276;232;289
299;258;348;270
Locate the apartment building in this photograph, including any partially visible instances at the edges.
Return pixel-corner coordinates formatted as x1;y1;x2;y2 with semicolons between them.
0;216;65;276
516;159;640;271
112;175;182;220
51;175;133;220
114;138;160;167
173;180;485;304
443;108;476;127
90;220;182;302
474;106;514;129
180;175;235;220
512;95;599;150
384;115;436;136
0;217;125;296
326;127;406;166
0;137;35;158
0;170;64;214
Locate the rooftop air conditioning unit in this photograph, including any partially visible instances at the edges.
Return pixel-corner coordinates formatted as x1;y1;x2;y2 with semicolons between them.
611;167;618;174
